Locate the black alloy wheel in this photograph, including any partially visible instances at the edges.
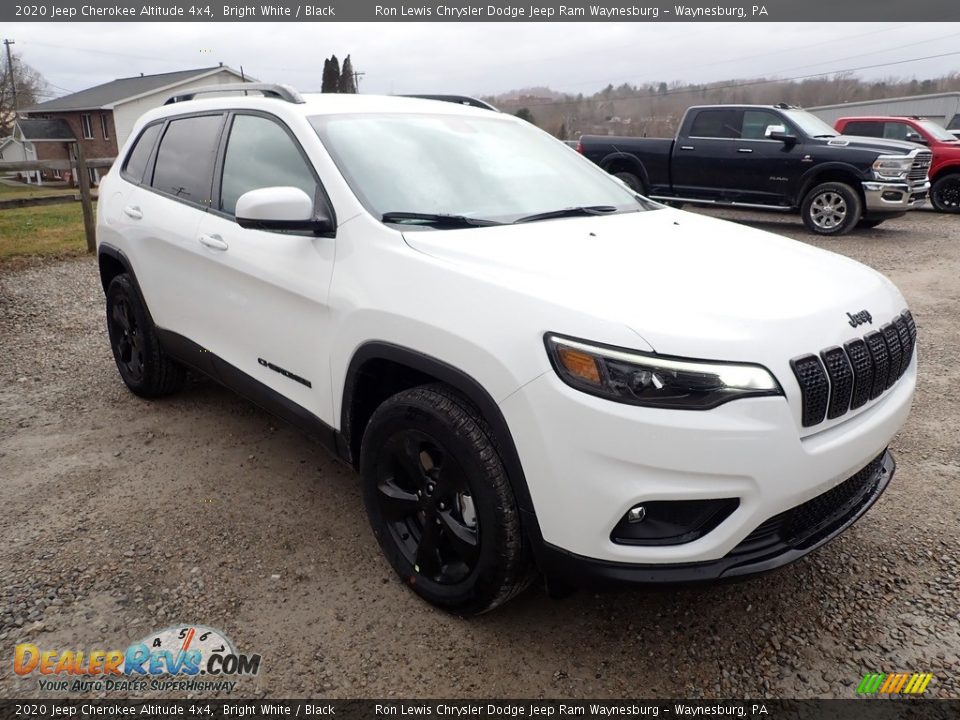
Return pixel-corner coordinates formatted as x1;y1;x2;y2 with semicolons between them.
931;174;960;213
105;274;185;397
375;429;479;584
360;384;534;615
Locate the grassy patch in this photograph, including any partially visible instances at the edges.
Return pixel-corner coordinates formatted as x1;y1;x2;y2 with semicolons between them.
0;181;76;200
0;202;94;262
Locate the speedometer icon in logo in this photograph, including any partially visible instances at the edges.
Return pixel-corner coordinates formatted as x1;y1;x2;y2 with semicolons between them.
141;625;235;660
126;624;260;677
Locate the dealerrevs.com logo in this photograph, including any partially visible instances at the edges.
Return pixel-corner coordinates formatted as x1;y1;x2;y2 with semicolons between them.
14;624;261;693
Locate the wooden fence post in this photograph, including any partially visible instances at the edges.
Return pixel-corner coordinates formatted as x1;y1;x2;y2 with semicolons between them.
71;141;97;253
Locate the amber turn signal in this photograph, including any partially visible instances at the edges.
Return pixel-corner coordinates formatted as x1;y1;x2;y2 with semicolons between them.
556;346;602;385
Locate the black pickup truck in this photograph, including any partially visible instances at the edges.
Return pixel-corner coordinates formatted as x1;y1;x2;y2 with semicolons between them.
577;104;932;235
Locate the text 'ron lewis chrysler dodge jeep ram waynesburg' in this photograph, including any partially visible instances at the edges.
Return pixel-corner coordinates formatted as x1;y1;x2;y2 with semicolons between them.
96;85;917;614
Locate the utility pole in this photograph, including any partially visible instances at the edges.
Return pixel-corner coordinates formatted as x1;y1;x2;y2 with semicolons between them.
352;70;365;92
3;38;17;115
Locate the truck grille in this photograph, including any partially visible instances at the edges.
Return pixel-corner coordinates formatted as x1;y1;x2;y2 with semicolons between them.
909;151;932;182
790;311;915;428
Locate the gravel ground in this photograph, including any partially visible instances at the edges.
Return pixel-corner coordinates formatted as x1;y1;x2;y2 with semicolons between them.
1;208;958;700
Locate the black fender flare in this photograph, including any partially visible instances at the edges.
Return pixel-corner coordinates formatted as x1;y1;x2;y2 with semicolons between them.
599;152;649;189
340;341;540;524
797;162;867;204
97;242;158;324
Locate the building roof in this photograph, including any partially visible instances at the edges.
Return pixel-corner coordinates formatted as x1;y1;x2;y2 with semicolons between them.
22;66;247;113
15;118;75;141
809;91;960;112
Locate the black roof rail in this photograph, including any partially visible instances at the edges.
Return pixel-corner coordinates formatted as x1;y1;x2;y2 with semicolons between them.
164;83;305;105
400;94;499;112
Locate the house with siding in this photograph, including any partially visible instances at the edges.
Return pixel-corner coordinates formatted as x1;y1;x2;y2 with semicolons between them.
21;65;251;185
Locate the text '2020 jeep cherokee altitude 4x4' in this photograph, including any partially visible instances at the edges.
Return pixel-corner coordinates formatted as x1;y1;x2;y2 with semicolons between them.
96;85;917;615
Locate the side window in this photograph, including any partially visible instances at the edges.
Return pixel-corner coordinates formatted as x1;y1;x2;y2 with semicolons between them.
688;109;741;139
741;110;787;140
843;121;883;137
948;114;960;130
882;122;911;141
151;114;224;205
219;114;318;217
121;123;162;184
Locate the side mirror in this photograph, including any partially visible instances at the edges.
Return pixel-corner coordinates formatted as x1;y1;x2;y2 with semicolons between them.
235;186;334;234
767;130;798;145
904;132;927;145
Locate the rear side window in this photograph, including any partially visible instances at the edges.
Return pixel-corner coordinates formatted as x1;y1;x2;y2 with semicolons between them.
121;123;162;184
842;121;883;137
151;114;223;205
688;109;741;139
219;114;318;216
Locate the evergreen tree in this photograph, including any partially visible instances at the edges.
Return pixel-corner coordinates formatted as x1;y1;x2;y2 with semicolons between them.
339;55;357;94
321;55;340;93
515;108;535;124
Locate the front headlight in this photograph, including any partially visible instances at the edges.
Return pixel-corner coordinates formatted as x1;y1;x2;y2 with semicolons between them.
872;155;913;181
545;334;782;409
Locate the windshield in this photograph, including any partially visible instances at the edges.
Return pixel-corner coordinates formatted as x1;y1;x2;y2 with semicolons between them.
781;109;839;138
916;119;957;142
310;113;654;225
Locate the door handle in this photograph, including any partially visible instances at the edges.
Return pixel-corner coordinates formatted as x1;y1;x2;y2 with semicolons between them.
738;148;754;153
680;145;695;150
123;205;143;219
198;234;229;251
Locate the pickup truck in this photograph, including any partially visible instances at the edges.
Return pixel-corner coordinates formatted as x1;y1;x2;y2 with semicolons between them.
834;115;960;213
578;104;932;235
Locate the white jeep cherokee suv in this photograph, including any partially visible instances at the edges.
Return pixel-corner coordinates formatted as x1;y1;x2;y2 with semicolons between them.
96;84;917;614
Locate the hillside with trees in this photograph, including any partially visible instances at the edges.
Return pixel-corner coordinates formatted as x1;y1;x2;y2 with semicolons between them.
487;73;960;139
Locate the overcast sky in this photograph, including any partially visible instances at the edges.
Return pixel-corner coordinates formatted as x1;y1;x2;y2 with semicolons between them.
10;22;960;101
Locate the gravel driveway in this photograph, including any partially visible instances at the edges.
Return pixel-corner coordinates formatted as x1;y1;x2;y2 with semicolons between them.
1;208;958;700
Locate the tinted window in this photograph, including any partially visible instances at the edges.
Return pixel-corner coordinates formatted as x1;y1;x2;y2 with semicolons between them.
220;114;318;216
122;123;162;184
688;109;741;139
741;110;787;140
881;122;911;141
843;121;883;137
151;114;223;204
949;114;960;130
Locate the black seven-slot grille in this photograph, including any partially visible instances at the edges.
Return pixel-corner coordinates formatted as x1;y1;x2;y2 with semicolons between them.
790;311;916;428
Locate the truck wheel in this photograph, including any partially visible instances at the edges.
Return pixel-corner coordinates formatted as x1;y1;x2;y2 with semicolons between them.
801;182;861;236
613;171;643;193
930;174;960;213
105;274;185;398
360;384;534;615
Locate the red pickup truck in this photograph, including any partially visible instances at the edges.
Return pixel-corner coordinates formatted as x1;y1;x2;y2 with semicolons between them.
835;116;960;213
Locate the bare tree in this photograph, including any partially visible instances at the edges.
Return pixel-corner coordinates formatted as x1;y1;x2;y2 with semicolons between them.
1;51;50;135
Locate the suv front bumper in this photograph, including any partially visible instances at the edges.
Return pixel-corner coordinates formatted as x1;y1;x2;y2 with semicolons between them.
500;360;914;577
535;451;894;586
862;180;929;212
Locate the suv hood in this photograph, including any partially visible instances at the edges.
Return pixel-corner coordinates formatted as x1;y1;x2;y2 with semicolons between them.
403;208;907;362
822;135;925;155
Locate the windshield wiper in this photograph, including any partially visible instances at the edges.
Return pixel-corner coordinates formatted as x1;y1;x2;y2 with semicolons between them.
513;205;618;224
814;134;839;138
381;212;502;228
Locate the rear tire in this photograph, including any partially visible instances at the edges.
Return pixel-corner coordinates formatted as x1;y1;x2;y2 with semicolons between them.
930;174;960;213
612;170;643;193
801;182;862;236
105;274;185;398
360;384;534;615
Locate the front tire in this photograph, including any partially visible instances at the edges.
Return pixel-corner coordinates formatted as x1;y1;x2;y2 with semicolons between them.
360;384;533;615
930;174;960;213
105;274;185;398
801;182;862;236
